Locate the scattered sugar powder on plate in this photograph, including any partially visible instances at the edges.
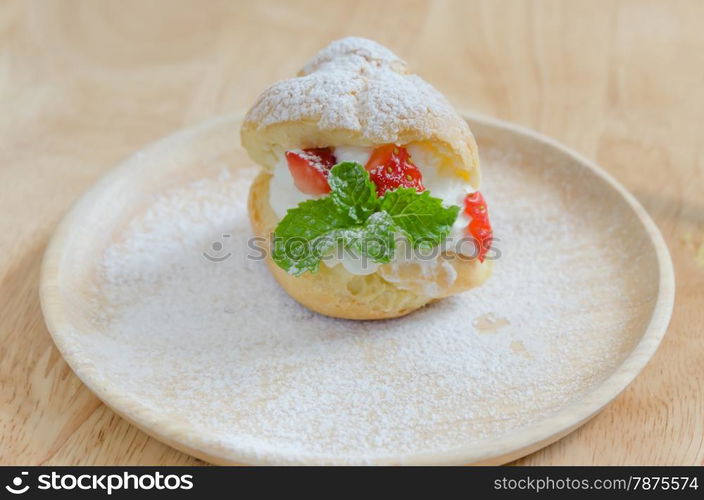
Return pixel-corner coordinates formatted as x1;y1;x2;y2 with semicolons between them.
77;148;656;463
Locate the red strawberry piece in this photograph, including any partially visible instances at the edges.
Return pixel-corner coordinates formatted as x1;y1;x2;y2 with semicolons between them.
465;191;493;262
285;147;337;195
365;144;425;197
464;191;488;221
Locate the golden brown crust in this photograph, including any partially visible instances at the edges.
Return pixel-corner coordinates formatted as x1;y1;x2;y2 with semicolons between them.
248;172;492;320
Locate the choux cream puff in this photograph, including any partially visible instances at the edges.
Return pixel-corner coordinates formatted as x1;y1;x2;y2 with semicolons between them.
242;37;493;320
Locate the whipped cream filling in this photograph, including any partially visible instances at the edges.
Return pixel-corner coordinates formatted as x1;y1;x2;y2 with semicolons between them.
267;144;477;286
269;156;318;218
334;145;371;166
407;144;473;253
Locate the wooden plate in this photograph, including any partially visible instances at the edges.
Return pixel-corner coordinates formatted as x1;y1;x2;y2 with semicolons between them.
40;114;674;465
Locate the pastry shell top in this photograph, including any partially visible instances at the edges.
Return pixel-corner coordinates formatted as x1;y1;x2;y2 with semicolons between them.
240;37;480;186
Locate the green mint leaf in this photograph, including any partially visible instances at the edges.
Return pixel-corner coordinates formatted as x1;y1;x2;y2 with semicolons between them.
327;162;379;222
357;211;397;263
380;188;461;249
271;164;460;276
334;211;397;264
272;197;353;276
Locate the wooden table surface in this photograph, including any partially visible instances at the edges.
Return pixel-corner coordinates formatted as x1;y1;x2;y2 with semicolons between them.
1;0;702;465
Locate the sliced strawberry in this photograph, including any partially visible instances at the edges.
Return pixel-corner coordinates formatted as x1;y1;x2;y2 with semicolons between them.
465;191;493;262
285;147;337;195
365;144;425;197
464;191;488;221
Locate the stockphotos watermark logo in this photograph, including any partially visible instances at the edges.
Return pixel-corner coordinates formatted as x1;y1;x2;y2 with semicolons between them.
202;233;502;266
5;471;29;494
3;470;193;496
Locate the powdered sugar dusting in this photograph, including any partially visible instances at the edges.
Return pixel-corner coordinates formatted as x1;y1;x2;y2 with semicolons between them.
300;36;407;75
243;37;470;146
79;148;658;464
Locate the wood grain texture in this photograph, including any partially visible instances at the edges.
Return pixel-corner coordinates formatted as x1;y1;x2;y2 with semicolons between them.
0;0;702;465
